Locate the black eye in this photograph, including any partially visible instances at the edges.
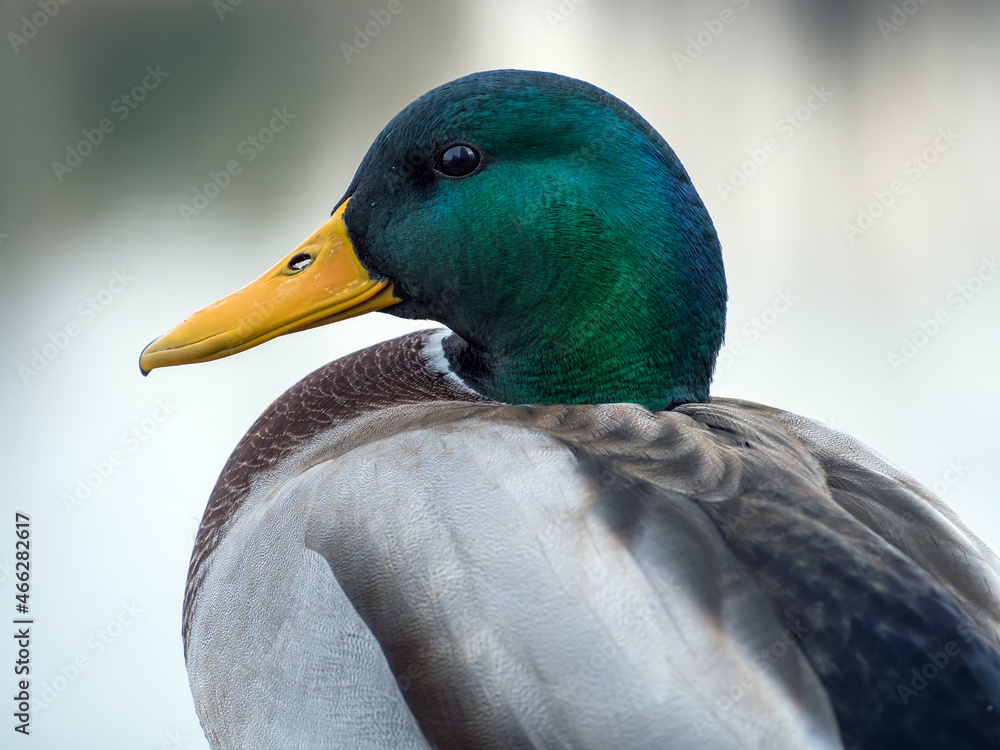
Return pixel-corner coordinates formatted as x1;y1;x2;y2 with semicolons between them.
437;144;480;177
288;253;313;271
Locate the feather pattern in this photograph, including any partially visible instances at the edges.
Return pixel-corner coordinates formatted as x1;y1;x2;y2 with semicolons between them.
184;331;1000;749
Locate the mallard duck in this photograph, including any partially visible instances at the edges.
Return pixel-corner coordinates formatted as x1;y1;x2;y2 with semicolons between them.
140;70;1000;750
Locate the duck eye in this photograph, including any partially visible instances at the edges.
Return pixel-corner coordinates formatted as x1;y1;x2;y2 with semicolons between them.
288;253;313;271
438;144;480;177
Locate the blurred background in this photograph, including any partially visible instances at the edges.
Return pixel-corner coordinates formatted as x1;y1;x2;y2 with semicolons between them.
2;0;998;747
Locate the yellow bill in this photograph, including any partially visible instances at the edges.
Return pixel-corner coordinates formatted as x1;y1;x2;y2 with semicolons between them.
139;199;401;374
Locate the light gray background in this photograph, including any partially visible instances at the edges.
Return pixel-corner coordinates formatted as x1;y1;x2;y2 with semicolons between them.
2;0;998;747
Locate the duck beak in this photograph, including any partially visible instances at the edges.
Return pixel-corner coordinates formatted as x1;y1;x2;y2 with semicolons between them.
139;199;401;375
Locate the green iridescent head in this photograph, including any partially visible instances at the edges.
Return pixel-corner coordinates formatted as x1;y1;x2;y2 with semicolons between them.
140;70;727;410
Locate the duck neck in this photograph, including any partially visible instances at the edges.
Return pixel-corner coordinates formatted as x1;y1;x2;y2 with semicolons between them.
440;297;716;411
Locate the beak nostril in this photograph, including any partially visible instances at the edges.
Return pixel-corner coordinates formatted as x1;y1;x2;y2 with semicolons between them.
288;253;313;271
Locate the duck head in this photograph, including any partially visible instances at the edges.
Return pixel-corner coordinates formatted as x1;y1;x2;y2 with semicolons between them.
140;70;727;410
